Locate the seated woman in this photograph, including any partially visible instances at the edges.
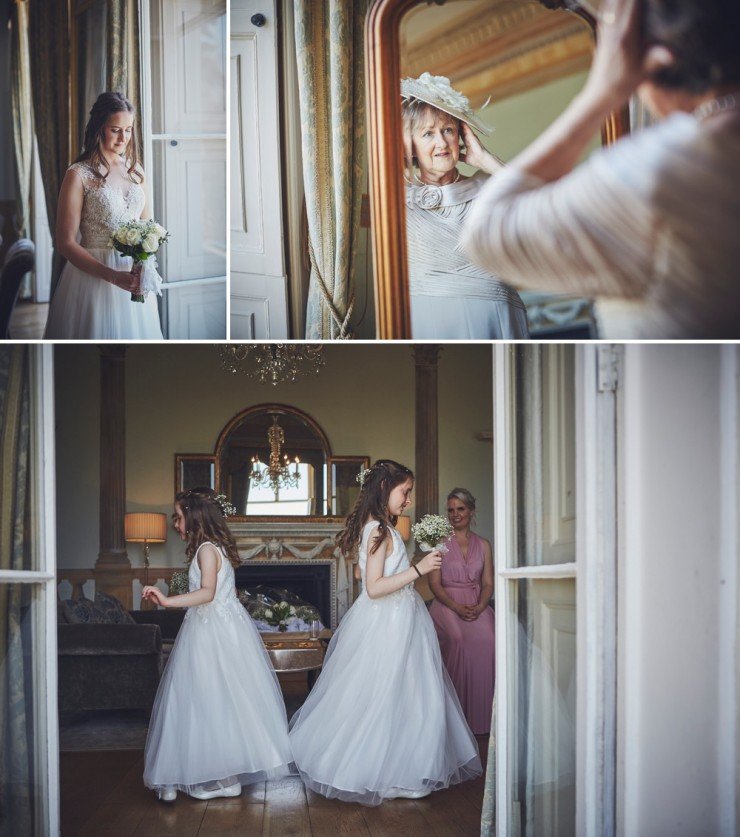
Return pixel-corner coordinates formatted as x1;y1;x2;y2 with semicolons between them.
463;0;740;338
428;488;494;735
401;73;529;339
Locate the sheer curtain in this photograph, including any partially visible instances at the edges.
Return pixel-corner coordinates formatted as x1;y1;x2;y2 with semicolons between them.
294;0;368;339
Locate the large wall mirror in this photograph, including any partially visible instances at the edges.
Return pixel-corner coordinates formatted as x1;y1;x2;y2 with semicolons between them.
367;0;629;338
177;404;368;520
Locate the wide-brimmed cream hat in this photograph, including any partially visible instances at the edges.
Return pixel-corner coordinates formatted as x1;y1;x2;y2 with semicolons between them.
401;72;493;136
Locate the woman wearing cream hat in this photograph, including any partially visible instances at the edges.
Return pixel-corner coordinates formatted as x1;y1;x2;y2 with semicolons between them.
401;73;529;339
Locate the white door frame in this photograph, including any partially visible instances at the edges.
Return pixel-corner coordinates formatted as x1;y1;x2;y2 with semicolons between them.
491;344;619;837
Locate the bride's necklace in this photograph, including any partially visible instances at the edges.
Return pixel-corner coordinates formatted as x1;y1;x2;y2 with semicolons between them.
693;93;740;122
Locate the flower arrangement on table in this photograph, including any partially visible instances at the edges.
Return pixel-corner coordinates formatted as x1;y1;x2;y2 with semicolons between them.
111;219;169;302
238;589;324;633
411;514;454;553
168;570;189;596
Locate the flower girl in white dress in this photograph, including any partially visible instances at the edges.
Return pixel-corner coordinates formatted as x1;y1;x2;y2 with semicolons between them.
142;488;293;802
44;92;163;339
289;460;482;805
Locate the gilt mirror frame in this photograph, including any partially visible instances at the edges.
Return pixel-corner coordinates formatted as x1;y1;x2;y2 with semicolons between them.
366;0;631;339
212;402;345;523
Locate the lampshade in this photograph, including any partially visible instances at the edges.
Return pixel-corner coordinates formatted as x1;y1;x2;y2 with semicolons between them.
396;515;412;541
125;512;168;543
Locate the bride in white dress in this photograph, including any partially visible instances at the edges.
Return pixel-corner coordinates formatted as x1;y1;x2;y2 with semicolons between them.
142;488;293;802
44;92;163;339
289;460;482;805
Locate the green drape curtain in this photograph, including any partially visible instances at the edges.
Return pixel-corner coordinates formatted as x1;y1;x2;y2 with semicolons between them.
108;0;143;166
294;0;368;339
28;0;70;295
10;1;33;239
0;347;33;836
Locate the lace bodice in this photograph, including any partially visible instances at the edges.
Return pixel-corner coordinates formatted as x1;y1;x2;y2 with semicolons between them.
185;542;246;625
358;521;410;586
68;162;146;249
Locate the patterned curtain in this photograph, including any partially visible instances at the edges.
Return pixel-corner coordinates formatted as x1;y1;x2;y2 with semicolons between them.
0;347;33;835
28;0;70;295
10;1;32;239
10;0;34;299
107;0;143;165
294;0;368;339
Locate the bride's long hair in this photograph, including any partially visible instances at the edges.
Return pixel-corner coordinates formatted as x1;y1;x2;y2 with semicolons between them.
75;92;143;184
337;460;414;557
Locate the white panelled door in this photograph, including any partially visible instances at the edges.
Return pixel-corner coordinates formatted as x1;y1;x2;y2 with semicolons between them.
143;0;227;338
491;344;619;837
230;0;289;338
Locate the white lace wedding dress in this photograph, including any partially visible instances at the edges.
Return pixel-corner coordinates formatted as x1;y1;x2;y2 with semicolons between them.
289;520;482;805
143;542;294;795
44;162;163;339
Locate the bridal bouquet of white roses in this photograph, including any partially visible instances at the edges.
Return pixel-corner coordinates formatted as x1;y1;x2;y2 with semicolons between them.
411;514;454;553
111;219;169;302
262;601;296;632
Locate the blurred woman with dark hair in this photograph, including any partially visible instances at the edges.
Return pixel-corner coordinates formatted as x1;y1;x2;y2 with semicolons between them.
463;0;740;338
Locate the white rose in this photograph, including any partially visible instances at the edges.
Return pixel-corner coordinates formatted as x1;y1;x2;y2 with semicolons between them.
265;609;273;619
127;227;143;246
153;223;167;238
142;233;159;253
289;606;296;615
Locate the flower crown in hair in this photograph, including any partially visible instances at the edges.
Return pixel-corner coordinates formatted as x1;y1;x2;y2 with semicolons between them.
214;494;237;517
356;467;373;487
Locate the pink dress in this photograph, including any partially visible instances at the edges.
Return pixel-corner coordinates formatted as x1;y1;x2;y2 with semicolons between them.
429;533;494;734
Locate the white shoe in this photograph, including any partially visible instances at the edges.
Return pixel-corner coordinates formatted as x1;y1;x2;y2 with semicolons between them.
389;788;431;799
189;782;242;800
157;788;177;802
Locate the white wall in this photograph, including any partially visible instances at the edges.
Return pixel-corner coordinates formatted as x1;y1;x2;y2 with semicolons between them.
54;344;492;570
618;344;737;837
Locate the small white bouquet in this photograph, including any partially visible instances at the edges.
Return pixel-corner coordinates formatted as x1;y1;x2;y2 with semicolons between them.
411;514;454;553
111;219;169;302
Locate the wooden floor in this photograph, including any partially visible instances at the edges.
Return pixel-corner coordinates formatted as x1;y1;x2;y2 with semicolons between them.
8;300;48;339
61;737;489;836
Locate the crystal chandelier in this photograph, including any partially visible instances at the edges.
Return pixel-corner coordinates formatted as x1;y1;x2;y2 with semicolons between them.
250;414;301;494
220;344;325;386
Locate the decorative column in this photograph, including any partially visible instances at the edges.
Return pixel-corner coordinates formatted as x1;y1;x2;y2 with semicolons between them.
94;347;132;607
413;345;441;519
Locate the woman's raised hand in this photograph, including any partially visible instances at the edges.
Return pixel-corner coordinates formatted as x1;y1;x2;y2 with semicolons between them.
459;124;503;176
585;0;646;108
417;549;443;575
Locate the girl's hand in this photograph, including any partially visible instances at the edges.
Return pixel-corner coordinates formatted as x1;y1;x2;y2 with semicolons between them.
417;549;443;575
459;124;503;175
142;585;169;608
109;267;142;293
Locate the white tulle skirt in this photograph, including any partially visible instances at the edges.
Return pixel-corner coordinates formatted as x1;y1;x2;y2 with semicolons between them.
289;586;482;805
44;247;163;340
143;600;294;794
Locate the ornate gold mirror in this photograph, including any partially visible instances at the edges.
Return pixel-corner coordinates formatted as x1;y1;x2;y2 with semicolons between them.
175;404;369;520
367;0;629;338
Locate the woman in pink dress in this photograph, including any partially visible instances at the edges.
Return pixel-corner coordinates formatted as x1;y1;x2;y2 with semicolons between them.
429;488;494;734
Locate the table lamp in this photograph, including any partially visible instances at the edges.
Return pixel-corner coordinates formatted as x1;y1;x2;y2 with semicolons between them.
124;512;168;586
